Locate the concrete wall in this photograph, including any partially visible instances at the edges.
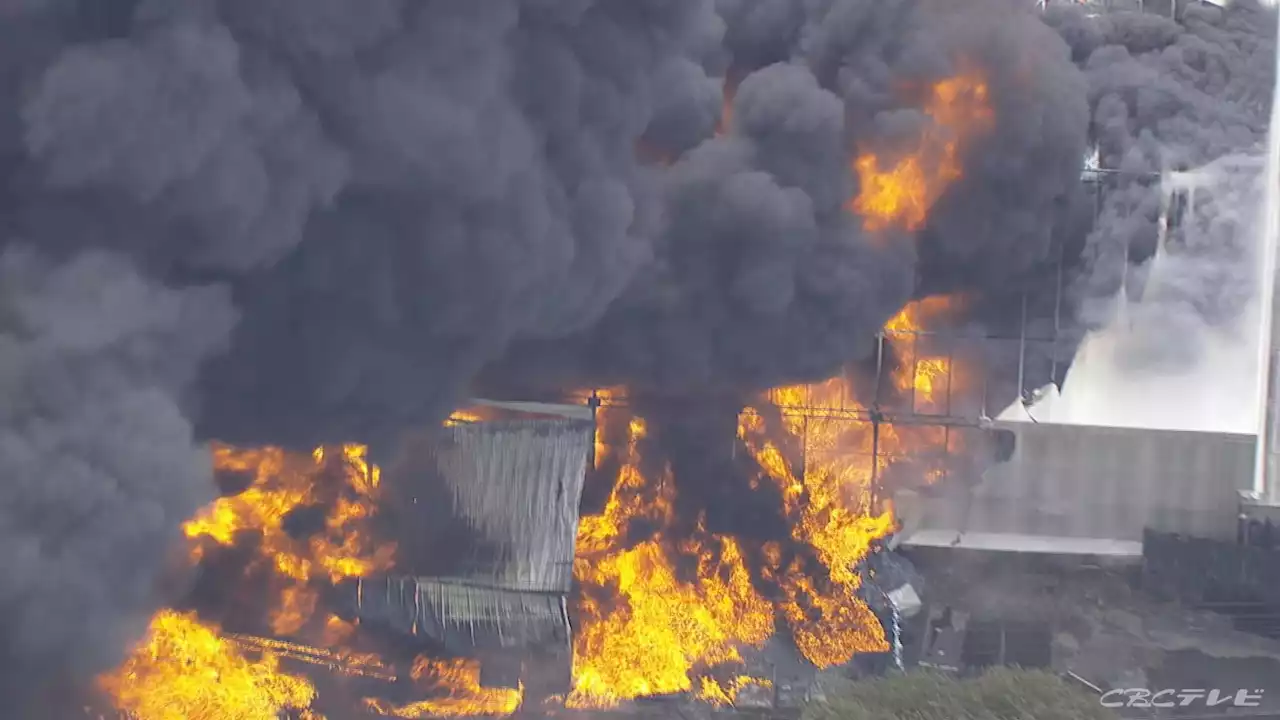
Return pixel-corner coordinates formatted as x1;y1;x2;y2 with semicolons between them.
898;422;1255;554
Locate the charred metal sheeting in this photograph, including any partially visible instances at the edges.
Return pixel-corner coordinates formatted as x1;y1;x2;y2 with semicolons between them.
346;413;588;697
434;418;594;593
225;633;398;682
351;576;572;656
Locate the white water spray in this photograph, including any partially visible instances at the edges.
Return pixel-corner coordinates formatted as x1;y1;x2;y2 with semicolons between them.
1005;153;1269;434
1252;12;1280;500
1004;8;1280;443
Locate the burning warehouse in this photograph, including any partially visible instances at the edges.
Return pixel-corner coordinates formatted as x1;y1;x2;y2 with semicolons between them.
95;403;597;719
0;0;1273;718
342;404;594;705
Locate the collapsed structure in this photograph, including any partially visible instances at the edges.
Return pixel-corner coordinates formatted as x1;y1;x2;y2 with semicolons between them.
346;401;594;703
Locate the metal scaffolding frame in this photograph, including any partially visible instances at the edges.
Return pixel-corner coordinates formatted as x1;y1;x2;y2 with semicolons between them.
579;155;1173;505
576;0;1241;534
581;328;987;517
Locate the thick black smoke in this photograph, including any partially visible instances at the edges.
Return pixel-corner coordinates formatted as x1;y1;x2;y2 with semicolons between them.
0;0;1270;711
481;0;1091;582
0;249;234;714
490;0;1088;396
1044;1;1276;372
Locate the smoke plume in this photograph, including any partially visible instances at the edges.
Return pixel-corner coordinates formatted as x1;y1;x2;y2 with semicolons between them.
491;0;1089;396
0;0;1273;711
0;249;234;713
1044;1;1276;371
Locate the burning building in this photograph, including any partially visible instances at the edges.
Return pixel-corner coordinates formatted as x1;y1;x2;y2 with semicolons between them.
344;403;594;706
94;403;596;720
882;0;1279;557
0;0;1273;718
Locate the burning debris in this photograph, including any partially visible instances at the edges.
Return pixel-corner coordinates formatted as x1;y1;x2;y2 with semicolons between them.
362;659;523;719
92;313;980;719
183;444;396;638
0;0;1273;718
99;611;318;720
98;414;581;720
56;315;967;718
569;408;780;707
344;413;592;712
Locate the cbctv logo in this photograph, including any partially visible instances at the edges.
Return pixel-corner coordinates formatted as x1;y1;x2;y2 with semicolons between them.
1099;688;1265;710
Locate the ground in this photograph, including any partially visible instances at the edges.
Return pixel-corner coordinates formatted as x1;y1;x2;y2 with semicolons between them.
904;547;1280;716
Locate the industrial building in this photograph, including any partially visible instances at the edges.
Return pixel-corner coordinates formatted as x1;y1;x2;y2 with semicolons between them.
895;136;1279;556
558;140;1276;560
350;1;1280;705
346;400;595;702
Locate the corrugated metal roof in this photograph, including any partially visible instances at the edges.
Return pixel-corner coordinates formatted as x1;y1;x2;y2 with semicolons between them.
466;398;595;421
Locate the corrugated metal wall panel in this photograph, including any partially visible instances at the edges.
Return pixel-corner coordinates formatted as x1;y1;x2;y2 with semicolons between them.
433;418;593;592
907;423;1255;545
350;576;570;653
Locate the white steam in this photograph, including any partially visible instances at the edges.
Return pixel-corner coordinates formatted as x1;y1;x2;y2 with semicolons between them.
1005;152;1269;435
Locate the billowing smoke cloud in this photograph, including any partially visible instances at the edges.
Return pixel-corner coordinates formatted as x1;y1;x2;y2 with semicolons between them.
489;0;1088;397
1044;1;1276;372
0;0;725;704
0;249;234;713
196;0;707;447
0;0;1270;711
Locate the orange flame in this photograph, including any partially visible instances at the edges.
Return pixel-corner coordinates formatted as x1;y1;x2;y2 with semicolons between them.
697;675;774;707
570;296;967;706
568;414;776;708
741;383;898;668
103;444;398;718
851;69;994;232
99;610;317;720
182;443;396;634
105;298;969;716
883;295;968;416
364;658;522;718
